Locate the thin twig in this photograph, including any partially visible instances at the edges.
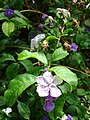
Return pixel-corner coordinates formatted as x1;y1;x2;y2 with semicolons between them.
5;46;30;50
67;66;90;77
20;9;45;15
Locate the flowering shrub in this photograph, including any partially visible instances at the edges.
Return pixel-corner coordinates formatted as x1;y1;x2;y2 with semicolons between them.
0;0;90;120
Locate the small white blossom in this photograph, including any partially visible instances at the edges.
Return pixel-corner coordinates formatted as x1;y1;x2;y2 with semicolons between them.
73;0;77;3
2;107;12;116
48;16;54;22
61;114;67;120
56;8;70;18
32;0;35;3
86;3;90;9
31;34;45;51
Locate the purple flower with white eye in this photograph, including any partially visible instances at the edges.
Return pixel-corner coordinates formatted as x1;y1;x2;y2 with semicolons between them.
67;114;73;120
42;14;48;19
36;71;61;97
4;8;14;17
38;23;43;29
70;43;78;52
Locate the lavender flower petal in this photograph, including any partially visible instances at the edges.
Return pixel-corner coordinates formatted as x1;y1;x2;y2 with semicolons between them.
43;71;54;84
43;100;55;112
50;85;61;97
70;43;78;52
67;114;73;120
36;76;48;86
38;23;43;29
42;14;48;19
36;85;49;97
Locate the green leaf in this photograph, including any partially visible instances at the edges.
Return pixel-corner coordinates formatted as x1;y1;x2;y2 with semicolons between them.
14;10;28;20
0;12;8;20
0;53;15;63
17;102;30;120
50;66;77;87
52;47;69;61
4;73;36;107
20;59;33;73
77;88;86;96
18;50;48;65
11;17;27;26
6;63;19;79
46;35;58;41
2;21;15;37
0;96;5;106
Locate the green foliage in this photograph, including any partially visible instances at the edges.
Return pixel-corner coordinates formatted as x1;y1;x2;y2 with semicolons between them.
50;66;78;87
0;53;15;63
4;73;36;107
18;50;48;65
2;21;15;37
0;0;89;119
17;101;30;120
52;47;69;61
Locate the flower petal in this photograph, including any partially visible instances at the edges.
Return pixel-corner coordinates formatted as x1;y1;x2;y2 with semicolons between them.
36;76;48;86
43;100;55;112
50;86;61;97
43;71;54;84
36;85;49;97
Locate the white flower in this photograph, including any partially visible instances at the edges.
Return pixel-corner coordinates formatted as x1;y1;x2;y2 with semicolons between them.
2;107;12;116
61;114;67;120
48;16;54;22
56;8;70;18
73;0;77;3
31;34;45;51
86;3;90;9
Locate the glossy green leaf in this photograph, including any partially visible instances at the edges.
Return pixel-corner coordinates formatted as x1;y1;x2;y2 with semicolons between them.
2;21;15;37
50;66;78;87
52;47;69;61
11;17;27;26
0;53;15;63
20;59;33;73
46;35;58;41
6;63;19;79
0;12;8;20
17;102;30;120
4;73;36;107
14;10;28;20
18;50;48;65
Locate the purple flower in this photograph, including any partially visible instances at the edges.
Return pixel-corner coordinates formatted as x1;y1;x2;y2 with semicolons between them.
4;8;14;17
36;71;61;97
38;23;43;29
43;99;55;112
42;14;48;19
44;67;48;72
43;115;49;120
67;114;73;120
84;28;89;33
70;43;78;52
